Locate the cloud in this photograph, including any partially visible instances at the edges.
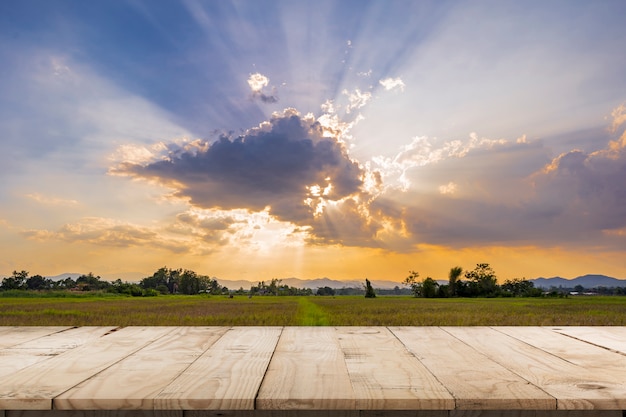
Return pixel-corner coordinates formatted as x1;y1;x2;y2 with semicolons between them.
368;105;626;250
531;147;626;238
113;109;378;244
343;88;372;113
529;104;626;236
20;217;191;252
107;83;626;254
379;77;405;92
247;72;278;103
438;182;458;195
372;132;512;191
25;193;80;207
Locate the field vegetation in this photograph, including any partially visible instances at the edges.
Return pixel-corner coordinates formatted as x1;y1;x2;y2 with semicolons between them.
1;294;624;326
2;264;625;326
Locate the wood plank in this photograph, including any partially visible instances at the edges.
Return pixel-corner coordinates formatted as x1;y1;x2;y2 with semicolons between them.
154;327;282;410
549;327;626;354
449;411;622;417
0;327;174;410
497;327;626;377
391;327;555;410
445;327;626;410
0;327;72;349
0;327;118;379
186;411;362;417
7;412;182;417
360;412;448;417
54;327;229;410
256;327;356;410
335;327;454;410
188;411;445;417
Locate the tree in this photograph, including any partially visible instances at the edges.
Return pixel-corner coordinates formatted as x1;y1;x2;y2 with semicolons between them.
140;267;183;294
501;278;542;297
26;274;52;290
403;270;421;297
140;267;169;291
464;263;498;297
364;279;376;298
76;272;109;291
179;270;200;295
59;276;77;290
421;277;439;298
268;278;281;296
1;270;29;290
448;266;463;297
316;286;335;296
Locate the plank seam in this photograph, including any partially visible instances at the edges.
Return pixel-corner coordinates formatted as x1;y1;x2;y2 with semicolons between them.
551;328;626;357
388;326;458;410
3;327;73;349
443;326;558;410
253;326;284;410
50;327;179;410
151;326;232;409
491;327;579;366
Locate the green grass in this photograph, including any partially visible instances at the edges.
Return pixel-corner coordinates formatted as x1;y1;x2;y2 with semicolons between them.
0;294;625;326
296;297;331;325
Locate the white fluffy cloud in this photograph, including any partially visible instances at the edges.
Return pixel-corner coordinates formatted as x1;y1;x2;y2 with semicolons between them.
247;72;278;103
379;77;405;92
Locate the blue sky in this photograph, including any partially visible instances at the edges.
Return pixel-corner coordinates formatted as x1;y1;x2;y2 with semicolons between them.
1;0;626;281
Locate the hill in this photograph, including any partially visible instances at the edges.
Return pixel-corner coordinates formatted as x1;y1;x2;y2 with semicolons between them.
531;274;626;289
217;277;403;290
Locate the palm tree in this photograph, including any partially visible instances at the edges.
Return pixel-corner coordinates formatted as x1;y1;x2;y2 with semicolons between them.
448;266;463;297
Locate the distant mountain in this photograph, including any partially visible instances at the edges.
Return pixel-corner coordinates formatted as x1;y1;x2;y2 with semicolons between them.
531;274;626;289
23;272;626;291
217;277;404;290
46;272;83;281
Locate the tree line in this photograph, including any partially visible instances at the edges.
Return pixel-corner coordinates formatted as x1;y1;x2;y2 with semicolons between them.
0;268;224;296
3;264;625;297
403;263;545;298
0;268;317;297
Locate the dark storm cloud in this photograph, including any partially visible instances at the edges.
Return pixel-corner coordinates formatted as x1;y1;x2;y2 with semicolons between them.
380;128;626;250
115;110;364;226
531;145;626;234
256;91;279;104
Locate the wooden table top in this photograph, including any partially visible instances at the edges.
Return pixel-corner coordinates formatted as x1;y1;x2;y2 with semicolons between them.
0;326;625;413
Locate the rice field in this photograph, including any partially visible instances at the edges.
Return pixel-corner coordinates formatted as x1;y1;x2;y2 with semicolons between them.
1;294;625;326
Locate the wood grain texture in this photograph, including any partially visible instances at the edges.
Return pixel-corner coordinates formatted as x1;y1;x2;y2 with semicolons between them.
335;327;454;410
1;326;625;413
0;328;72;349
449;411;623;417
391;327;555;410
154;327;282;410
549;327;626;354
7;411;182;417
496;327;626;377
186;411;362;417
0;327;118;379
445;327;626;410
54;327;228;410
256;327;356;410
0;327;174;410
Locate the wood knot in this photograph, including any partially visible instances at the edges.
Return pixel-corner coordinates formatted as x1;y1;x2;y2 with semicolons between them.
577;383;607;390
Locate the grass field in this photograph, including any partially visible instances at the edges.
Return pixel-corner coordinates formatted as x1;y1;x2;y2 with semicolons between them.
1;294;625;326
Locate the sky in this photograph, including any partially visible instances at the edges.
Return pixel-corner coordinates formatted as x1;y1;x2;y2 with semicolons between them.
1;0;626;283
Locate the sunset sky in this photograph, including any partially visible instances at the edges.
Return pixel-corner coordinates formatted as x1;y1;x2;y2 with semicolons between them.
1;1;626;283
